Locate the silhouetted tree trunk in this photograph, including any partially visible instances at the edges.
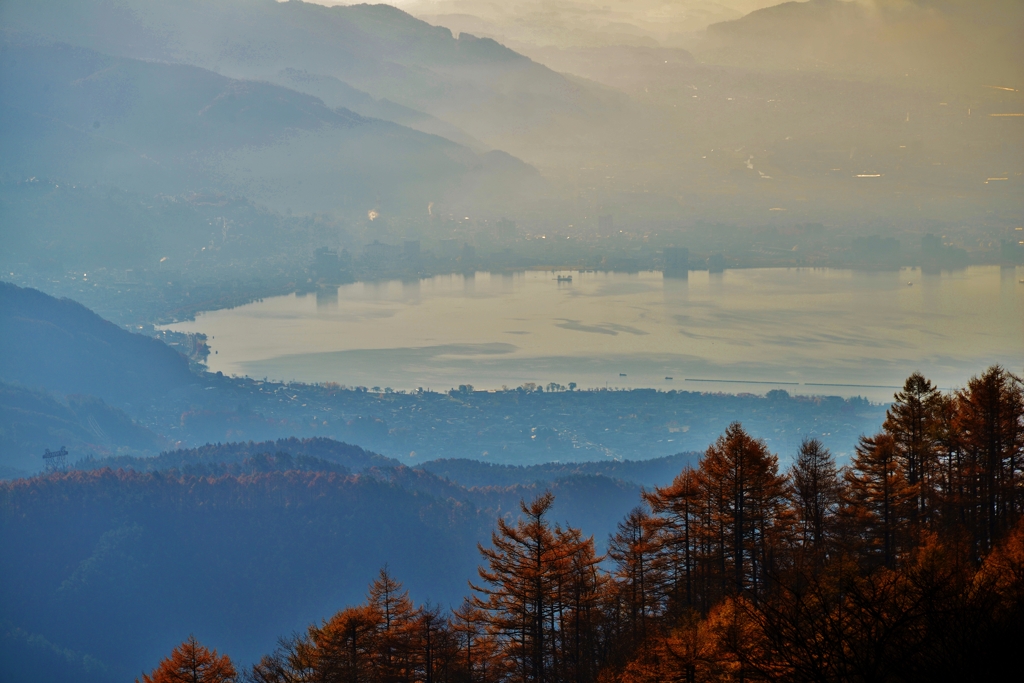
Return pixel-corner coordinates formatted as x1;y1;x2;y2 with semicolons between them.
956;366;1024;552
884;372;942;529
790;438;840;553
842;434;915;569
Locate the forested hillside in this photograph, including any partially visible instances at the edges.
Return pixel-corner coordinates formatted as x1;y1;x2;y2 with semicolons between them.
1;465;487;682
144;366;1021;683
3;366;1021;683
0;437;642;681
75;437;401;475
416;453;700;489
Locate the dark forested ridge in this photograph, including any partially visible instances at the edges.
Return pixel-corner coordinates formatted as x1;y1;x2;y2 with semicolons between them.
2;367;1021;683
75;437;401;476
0;465;486;683
416;453;701;489
0;438;643;682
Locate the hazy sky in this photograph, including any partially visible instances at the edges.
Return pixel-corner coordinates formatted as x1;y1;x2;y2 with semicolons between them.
303;0;789;40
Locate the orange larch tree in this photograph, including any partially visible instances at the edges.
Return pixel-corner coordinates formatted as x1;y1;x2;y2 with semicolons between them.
842;433;916;569
699;423;791;601
139;634;236;683
883;372;943;529
645;467;702;614
607;505;665;652
955;365;1024;553
789;438;840;555
367;566;422;683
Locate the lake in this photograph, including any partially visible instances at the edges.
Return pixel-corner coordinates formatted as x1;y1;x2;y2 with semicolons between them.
163;266;1024;402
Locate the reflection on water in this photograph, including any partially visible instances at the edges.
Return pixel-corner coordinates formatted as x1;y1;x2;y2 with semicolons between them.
314;286;338;307
163;267;1024;402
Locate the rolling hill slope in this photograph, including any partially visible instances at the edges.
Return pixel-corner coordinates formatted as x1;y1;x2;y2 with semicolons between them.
702;0;1024;90
0;40;541;216
1;0;626;171
0;438;654;683
0;282;197;408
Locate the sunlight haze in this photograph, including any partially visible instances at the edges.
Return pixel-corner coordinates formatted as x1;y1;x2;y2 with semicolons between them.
1;0;1022;679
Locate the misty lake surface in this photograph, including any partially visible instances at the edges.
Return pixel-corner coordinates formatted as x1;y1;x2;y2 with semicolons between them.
165;267;1024;402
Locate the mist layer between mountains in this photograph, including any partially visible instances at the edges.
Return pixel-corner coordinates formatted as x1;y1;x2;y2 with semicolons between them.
3;0;1020;238
1;0;616;183
0;38;543;218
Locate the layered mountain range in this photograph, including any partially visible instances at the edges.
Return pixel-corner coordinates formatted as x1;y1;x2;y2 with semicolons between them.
2;0;620;174
0;38;542;217
2;0;1020;283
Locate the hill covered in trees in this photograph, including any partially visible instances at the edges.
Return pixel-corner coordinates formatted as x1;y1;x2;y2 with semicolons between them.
416;453;700;489
138;365;1023;683
3;365;1021;683
0;438;644;682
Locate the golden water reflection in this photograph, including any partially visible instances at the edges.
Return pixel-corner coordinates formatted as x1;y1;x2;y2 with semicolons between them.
163;267;1024;402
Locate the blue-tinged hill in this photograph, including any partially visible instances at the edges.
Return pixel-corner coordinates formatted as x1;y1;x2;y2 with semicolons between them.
0;0;624;171
0;382;166;476
0;39;541;217
0;282;196;408
0;437;650;683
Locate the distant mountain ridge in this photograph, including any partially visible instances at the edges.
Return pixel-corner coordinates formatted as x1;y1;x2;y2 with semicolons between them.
268;67;488;150
71;438;651;540
76;436;401;475
0;39;541;216
417;452;700;488
0;0;622;169
703;0;1024;89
